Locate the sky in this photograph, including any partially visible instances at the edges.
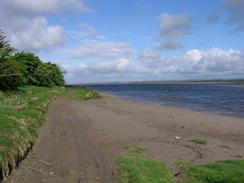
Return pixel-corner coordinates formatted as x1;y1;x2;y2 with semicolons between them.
0;0;244;84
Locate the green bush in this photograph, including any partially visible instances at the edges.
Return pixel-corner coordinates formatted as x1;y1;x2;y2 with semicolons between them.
0;30;65;90
13;52;42;85
0;58;25;90
13;52;65;87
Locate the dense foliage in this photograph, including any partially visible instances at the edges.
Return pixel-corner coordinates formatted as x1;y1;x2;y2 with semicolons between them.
0;30;64;90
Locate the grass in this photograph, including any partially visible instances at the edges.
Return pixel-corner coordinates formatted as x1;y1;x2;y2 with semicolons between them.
116;156;174;183
0;86;64;179
66;86;101;101
116;156;244;183
0;86;100;180
192;138;207;145
179;160;244;183
123;144;146;154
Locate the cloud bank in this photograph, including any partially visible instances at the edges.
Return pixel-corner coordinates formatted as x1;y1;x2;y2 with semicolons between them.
63;48;244;83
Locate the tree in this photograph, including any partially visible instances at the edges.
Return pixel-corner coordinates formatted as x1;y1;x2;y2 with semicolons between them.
13;52;42;85
0;30;23;90
0;29;15;59
0;30;64;90
33;63;64;87
46;63;65;86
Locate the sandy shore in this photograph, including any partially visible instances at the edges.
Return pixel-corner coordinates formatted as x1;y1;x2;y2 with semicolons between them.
7;93;244;183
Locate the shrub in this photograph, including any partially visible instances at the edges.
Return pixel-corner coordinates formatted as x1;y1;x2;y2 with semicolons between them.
0;30;65;90
0;58;25;90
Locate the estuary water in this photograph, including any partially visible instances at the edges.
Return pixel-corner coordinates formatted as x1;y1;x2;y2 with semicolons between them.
88;83;244;118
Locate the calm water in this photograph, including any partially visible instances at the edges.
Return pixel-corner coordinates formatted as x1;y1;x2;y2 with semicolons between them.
88;84;244;118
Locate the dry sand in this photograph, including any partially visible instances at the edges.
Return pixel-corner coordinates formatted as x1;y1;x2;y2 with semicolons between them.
6;94;244;183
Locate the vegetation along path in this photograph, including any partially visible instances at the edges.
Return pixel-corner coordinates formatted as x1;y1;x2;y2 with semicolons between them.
5;87;244;183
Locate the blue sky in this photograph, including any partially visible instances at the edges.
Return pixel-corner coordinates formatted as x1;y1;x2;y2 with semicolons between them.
1;0;244;83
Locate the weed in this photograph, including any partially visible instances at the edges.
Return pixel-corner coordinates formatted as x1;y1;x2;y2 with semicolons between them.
192;138;207;145
123;144;146;154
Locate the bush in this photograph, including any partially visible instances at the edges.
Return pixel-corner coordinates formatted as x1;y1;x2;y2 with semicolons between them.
33;62;64;87
0;58;25;90
0;30;24;90
13;52;43;85
0;30;65;90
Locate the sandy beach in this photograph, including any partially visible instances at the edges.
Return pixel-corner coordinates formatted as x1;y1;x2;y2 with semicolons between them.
7;93;244;183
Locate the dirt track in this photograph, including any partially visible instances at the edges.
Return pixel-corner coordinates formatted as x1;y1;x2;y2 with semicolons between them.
6;94;244;183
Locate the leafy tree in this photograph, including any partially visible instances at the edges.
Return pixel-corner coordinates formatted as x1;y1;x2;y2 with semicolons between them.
0;29;15;59
33;63;64;87
0;57;25;90
46;63;65;86
0;30;23;90
0;30;65;90
13;52;43;85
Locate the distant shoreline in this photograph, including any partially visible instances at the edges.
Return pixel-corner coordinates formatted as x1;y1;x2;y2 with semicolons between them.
85;83;244;119
70;79;244;86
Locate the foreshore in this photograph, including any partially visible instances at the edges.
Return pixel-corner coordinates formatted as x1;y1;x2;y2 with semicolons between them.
7;92;244;182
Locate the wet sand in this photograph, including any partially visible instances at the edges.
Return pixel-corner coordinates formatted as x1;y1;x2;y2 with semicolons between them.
6;93;244;183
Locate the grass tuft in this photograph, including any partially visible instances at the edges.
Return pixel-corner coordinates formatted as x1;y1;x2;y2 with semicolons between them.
66;86;101;101
179;160;244;183
116;156;174;183
123;144;146;154
192;138;207;145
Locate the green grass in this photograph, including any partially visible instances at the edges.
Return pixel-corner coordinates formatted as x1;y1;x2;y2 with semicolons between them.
123;144;146;154
116;156;244;183
179;160;244;183
0;86;64;179
116;156;174;183
0;86;100;179
66;86;101;101
192;138;207;145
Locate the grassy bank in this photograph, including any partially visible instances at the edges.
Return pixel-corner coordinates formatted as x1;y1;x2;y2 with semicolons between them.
0;86;101;180
66;86;101;101
116;156;244;183
0;86;64;179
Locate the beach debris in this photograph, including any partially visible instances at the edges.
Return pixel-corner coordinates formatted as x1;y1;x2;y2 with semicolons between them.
49;172;54;175
174;169;182;177
29;167;46;175
35;159;52;167
221;145;231;149
175;136;181;139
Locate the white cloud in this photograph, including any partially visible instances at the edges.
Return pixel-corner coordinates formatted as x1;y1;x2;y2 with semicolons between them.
1;16;67;52
139;48;161;60
62;58;134;83
62;48;244;83
69;23;106;42
158;13;191;50
0;0;93;52
140;48;244;76
69;42;134;59
0;0;92;15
